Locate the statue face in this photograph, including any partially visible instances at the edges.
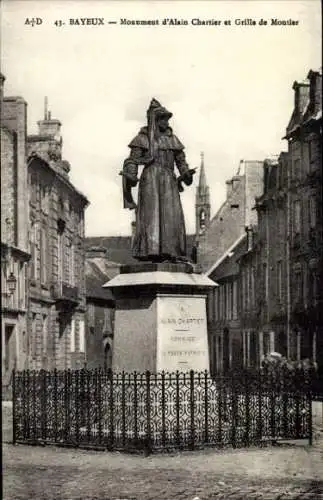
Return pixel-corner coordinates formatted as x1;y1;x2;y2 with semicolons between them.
157;117;169;132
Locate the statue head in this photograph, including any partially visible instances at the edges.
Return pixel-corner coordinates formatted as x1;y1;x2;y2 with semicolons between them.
147;98;172;132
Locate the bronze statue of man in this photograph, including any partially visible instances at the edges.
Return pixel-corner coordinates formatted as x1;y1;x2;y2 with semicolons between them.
122;99;195;262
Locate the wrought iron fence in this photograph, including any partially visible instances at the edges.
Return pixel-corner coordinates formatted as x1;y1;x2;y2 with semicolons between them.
13;369;312;453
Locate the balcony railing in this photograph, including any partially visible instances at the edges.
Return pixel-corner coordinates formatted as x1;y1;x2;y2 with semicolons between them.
50;281;79;305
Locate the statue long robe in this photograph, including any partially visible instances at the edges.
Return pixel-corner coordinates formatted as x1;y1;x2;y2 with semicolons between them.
124;126;191;261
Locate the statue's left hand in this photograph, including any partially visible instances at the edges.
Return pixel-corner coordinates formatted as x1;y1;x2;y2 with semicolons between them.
182;170;194;186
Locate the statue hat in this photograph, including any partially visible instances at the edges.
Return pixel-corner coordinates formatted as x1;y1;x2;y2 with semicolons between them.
147;98;172;119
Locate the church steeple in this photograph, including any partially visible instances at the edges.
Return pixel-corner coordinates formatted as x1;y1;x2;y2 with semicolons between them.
195;152;210;239
198;152;207;189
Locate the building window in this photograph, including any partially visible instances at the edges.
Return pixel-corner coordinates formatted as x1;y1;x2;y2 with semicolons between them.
225;283;230;319
88;303;95;328
30;174;37;206
263;332;270;356
293;158;301;179
308;195;316;229
294;268;303;305
40;185;49;214
293;200;301;235
308;139;315;167
263;263;268;301
42;315;48;359
31;313;37;359
18;262;26;309
66;239;75;286
309;271;317;306
251;266;256;306
221;285;225;320
103;308;113;334
30;222;37;281
58;231;64;283
243;269;248;309
78;211;84;238
277;260;282;304
70;319;75;352
79;320;85;353
232;281;238;319
40;227;48;285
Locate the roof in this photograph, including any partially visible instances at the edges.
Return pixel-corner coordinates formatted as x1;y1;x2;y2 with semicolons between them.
28;152;89;205
85;258;118;301
85;234;197;266
285;69;322;138
207;233;246;278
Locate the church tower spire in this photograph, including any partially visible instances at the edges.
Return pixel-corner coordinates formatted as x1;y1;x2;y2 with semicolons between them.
195;152;210;239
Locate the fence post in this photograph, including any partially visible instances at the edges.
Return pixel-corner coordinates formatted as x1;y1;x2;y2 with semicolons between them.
231;374;237;448
53;369;58;442
64;370;70;443
145;370;152;454
308;388;313;446
32;370;37;443
41;370;47;442
109;370;114;450
176;371;181;448
12;369;16;444
133;371;138;448
282;370;289;439
257;370;263;444
22;370;27;440
121;371;126;448
189;370;195;450
295;371;301;439
217;376;223;447
161;371;166;449
244;372;250;447
96;369;103;446
75;369;80;445
270;371;276;443
204;370;208;444
86;370;91;444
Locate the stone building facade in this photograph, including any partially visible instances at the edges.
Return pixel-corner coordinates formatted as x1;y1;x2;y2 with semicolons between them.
207;234;246;374
85;247;119;370
1;74;30;389
241;154;289;367
284;69;322;365
237;69;322;370
27;108;89;370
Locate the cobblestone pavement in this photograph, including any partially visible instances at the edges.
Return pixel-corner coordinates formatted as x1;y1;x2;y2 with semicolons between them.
3;442;323;499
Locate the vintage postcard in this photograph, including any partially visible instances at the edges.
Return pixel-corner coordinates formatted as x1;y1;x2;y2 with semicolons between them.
1;0;322;498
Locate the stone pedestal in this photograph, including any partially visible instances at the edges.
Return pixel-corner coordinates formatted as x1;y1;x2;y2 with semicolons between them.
104;263;216;373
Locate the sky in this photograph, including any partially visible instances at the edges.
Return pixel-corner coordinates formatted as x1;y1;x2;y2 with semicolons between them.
1;0;321;237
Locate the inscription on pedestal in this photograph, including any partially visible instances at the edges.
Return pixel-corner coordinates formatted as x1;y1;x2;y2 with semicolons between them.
156;295;209;372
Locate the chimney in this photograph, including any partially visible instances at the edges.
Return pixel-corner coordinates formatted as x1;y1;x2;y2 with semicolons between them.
307;69;322;114
37;97;62;139
292;81;310;115
226;179;233;198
